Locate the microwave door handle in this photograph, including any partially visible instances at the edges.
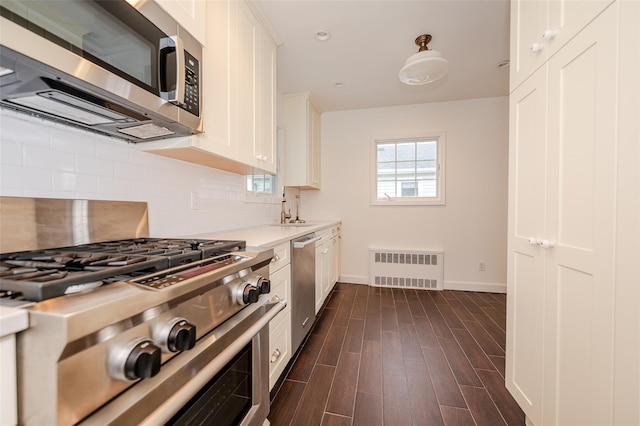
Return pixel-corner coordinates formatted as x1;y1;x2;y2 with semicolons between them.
160;36;186;105
172;35;186;105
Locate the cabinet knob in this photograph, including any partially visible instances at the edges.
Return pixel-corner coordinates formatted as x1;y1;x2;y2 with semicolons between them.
542;29;557;40
538;239;555;249
271;348;282;363
527;237;539;245
530;43;544;52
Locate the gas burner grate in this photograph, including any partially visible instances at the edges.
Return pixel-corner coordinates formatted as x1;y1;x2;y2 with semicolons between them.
0;238;248;302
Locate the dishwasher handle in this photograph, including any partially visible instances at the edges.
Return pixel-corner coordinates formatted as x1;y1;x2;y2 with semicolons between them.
292;236;321;249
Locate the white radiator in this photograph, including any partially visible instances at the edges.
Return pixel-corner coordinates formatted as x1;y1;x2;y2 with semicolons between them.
369;249;444;290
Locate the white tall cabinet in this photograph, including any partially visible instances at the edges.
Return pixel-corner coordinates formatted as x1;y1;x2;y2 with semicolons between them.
506;1;639;425
284;93;322;189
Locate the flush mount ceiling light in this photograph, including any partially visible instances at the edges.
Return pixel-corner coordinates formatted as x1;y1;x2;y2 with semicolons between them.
399;34;449;85
315;29;331;41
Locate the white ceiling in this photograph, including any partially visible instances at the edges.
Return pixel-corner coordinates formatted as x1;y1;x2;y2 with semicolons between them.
255;0;511;113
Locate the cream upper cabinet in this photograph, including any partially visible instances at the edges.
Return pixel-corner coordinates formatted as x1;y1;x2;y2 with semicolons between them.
256;23;278;173
510;0;614;90
142;0;278;176
507;3;639;425
154;0;206;46
284;93;322;189
232;1;277;174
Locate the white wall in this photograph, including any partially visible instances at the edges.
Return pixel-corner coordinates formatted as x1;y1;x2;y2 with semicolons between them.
301;97;509;292
0;109;280;236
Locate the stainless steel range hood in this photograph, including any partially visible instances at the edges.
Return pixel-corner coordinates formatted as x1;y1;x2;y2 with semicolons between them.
0;46;195;141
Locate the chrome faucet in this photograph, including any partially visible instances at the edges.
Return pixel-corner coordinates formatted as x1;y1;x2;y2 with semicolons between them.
290;195;305;223
281;190;291;224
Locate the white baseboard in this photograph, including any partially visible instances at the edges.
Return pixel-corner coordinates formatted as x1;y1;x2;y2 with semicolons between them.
337;275;368;285
339;276;506;293
444;280;507;293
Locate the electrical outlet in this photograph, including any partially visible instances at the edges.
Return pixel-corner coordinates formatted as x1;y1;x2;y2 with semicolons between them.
191;191;200;210
478;261;486;272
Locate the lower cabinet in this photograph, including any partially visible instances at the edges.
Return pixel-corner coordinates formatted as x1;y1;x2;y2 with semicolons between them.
267;243;291;390
315;226;341;314
268;309;291;390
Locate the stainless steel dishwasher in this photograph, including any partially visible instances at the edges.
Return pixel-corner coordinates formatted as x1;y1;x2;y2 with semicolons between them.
291;232;321;351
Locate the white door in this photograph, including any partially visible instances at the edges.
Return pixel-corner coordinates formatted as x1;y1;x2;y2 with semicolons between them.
543;6;617;425
506;67;548;426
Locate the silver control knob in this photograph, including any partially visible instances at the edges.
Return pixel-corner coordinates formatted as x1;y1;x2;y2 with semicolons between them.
232;278;259;305
246;275;271;294
153;317;196;353
109;337;161;381
241;284;259;304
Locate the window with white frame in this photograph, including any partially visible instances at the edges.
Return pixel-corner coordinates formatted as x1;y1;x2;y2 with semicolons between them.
247;173;277;194
370;134;445;206
245;127;283;203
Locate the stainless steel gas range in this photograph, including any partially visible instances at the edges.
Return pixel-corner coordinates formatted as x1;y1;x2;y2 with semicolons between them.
0;197;284;426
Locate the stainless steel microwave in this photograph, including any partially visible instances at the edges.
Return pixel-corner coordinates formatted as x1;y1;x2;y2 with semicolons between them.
0;0;202;141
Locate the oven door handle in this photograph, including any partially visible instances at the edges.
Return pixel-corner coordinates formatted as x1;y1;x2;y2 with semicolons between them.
139;297;287;425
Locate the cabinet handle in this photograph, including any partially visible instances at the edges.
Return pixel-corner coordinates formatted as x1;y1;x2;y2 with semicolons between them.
271;254;281;263
271;349;282;363
530;43;544;52
538;239;555;249
527;237;539;245
542;29;557;40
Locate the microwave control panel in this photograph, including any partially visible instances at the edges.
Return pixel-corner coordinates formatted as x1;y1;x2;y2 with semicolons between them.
182;51;200;117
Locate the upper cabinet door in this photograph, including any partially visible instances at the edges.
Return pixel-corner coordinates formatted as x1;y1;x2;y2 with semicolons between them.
256;24;278;173
510;0;614;91
510;0;549;91
154;0;207;46
230;1;278;174
284;93;322;189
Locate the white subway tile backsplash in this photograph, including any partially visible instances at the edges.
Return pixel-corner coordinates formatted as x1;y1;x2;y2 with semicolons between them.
53;171;98;193
94;138;134;163
24;144;75;171
0;111;50;147
0;140;23;165
1;109;277;235
114;161;145;181
1;164;53;190
50;126;96;156
75;156;114;177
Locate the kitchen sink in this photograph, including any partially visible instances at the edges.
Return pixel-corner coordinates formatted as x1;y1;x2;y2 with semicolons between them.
269;223;314;227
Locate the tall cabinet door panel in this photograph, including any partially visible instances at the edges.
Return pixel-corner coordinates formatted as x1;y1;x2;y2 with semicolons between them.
232;1;257;167
543;5;617;425
506;68;548;426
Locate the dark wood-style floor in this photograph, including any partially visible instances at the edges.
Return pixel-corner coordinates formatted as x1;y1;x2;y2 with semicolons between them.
268;283;525;426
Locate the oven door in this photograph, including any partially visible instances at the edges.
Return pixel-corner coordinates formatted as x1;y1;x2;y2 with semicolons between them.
78;297;286;426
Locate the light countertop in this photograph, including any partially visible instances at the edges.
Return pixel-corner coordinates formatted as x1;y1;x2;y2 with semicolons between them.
0;306;28;338
0;221;340;334
186;220;341;248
